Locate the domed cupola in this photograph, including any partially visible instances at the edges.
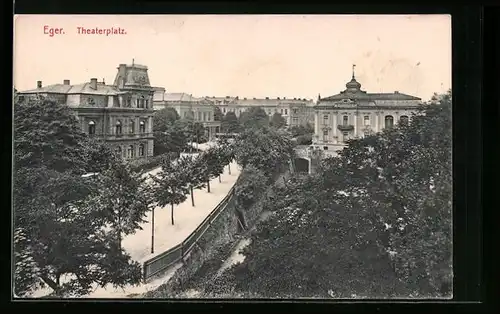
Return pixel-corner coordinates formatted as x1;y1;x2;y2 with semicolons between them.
345;64;361;92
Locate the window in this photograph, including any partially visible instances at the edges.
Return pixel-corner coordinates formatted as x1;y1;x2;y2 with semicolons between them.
343;131;349;141
88;120;96;135
385;115;394;129
127;145;135;158
280;109;283;114
292;117;299;124
293;109;298;114
115;146;122;155
223;107;226;113
184;112;187;118
198;112;202;121
343;115;349;126
323;114;329;125
285;109;288;115
145;99;149;108
127;97;132;107
203;112;207;121
207;112;211;121
129;119;135;133
138;144;145;157
115;120;122;135
139;120;146;133
322;129;328;141
400;115;409;125
323;146;328;150
364;115;370;126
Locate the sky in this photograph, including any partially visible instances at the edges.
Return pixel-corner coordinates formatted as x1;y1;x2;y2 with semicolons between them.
13;15;451;102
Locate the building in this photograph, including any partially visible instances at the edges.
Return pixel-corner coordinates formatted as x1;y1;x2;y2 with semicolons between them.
152;91;221;141
17;62;155;159
312;67;422;155
203;96;315;127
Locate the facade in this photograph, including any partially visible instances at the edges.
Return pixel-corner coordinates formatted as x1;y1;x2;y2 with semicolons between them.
152;91;221;141
312;69;422;155
204;96;315;127
18;62;155;159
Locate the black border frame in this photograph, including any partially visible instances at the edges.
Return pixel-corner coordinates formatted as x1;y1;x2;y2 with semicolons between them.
5;2;494;313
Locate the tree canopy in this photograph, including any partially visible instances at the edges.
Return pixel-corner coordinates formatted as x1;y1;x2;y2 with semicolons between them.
238;107;269;129
270;112;287;129
221;91;452;298
221;111;240;133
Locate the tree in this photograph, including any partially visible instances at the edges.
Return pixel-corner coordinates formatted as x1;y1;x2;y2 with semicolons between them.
233;127;295;179
82;138;117;173
85;160;153;251
270;112;287;129
152;159;189;225
295;134;312;145
289;123;314;137
200;147;225;192
175;155;207;207
14;97;88;174
238;107;269;129
153;107;180;133
221;111;240;133
214;106;224;122
234;165;268;210
13;97;143;297
216;91;452;298
154;119;190;156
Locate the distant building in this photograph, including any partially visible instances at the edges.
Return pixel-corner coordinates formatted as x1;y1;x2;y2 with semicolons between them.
312;66;422;155
152;91;221;141
17;62;155;159
203;96;315;127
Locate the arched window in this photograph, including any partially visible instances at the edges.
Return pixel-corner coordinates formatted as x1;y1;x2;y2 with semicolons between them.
385;115;394;129
115;146;122;155
364;115;370;126
127;145;134;158
343;115;349;126
138;95;145;108
138;144;145;156
400;115;409;125
115;120;122;134
129;119;135;133
88;120;96;135
139;120;146;133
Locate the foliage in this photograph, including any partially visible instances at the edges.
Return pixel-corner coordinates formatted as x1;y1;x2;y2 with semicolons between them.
222;91;452;298
295;134;312;145
84;160;153;250
221;111;240;133
81;138;117;173
153;107;180;133
213;106;224;122
238;107;269;129
233;126;294;179
270;112;287;129
153;119;189;155
151;159;189;225
14;97;88;174
234;165;268;210
13;98;144;297
174;154;207;206
289;123;314;137
128;152;178;174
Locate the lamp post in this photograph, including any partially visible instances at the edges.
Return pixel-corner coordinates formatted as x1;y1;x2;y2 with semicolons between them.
151;206;155;254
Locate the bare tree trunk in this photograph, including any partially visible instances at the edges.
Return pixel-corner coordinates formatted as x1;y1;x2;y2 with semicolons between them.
190;186;195;207
171;203;175;225
207;180;211;193
219;175;221;183
41;275;60;294
228;163;231;175
151;207;155;254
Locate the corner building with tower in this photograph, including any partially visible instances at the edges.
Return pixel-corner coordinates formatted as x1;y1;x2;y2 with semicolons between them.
18;62;156;160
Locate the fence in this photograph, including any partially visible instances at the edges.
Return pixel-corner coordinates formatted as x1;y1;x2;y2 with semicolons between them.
142;185;237;282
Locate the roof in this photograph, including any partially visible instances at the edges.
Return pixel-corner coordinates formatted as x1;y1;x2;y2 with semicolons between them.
204;96;314;106
163;93;195;102
321;91;421;101
19;82;127;96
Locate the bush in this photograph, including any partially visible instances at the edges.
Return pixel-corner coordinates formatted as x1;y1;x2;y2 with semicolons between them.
296;134;312;145
129;152;178;173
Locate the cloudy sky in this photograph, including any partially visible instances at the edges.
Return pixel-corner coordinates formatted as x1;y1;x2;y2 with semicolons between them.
14;14;451;101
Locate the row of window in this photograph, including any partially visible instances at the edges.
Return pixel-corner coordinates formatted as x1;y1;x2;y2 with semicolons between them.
183;111;213;121
322;114;409;128
123;95;149;108
114;144;146;158
221;107;290;115
87;119;148;135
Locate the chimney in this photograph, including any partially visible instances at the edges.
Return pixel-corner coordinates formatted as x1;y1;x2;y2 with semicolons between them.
37;81;42;88
395;91;399;94
63;79;70;85
102;78;105;85
277;97;280;100
265;97;269;100
90;78;98;89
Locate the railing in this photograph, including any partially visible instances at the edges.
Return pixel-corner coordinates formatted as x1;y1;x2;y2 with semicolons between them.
142;185;237;281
